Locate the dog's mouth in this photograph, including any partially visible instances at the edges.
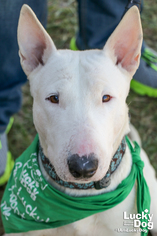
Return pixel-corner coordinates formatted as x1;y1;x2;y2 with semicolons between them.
39;137;126;190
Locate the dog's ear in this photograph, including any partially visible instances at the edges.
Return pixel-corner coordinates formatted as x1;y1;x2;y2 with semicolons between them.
18;4;57;76
103;6;143;78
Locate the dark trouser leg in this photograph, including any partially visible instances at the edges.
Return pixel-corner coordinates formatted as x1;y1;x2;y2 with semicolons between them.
0;0;47;134
76;0;144;52
0;0;47;176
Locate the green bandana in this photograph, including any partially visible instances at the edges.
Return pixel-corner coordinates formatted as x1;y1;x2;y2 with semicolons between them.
1;135;150;235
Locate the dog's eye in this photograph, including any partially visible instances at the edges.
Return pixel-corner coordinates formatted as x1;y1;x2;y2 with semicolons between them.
102;95;111;102
46;95;59;104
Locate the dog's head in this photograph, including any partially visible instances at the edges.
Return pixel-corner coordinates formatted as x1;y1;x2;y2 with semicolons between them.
18;5;142;183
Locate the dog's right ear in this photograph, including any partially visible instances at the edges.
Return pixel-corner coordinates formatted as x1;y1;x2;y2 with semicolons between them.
18;4;57;76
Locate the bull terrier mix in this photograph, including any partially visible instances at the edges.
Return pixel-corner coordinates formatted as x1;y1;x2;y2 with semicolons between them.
1;4;157;236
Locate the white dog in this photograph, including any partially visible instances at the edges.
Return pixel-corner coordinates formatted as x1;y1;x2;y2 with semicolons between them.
1;4;157;236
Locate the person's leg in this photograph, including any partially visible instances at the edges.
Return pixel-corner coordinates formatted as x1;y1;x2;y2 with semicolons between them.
73;0;157;97
0;0;47;182
0;0;47;134
76;0;144;51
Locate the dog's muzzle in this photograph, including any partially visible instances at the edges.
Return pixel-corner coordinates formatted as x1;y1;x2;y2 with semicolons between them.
39;137;126;190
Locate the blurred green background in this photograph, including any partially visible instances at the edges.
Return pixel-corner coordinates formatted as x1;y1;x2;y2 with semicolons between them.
0;0;157;235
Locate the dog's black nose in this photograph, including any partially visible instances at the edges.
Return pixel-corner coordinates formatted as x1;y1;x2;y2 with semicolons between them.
68;154;98;179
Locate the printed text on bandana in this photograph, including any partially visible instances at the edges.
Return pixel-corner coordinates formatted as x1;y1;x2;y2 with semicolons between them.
1;153;49;223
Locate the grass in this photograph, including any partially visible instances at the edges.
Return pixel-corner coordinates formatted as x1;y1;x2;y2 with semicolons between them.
0;0;157;235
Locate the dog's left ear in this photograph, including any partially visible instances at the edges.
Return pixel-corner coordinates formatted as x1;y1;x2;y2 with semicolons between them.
18;4;57;76
103;6;143;78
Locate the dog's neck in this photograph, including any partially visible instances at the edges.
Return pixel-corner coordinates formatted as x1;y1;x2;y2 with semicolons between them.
38;137;126;191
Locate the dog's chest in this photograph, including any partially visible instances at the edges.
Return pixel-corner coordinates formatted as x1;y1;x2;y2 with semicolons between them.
63;187;138;236
30;185;138;236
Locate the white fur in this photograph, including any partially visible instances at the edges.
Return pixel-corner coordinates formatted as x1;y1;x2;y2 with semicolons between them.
4;4;157;236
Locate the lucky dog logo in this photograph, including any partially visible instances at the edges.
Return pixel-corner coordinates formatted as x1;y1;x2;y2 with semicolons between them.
114;209;153;234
